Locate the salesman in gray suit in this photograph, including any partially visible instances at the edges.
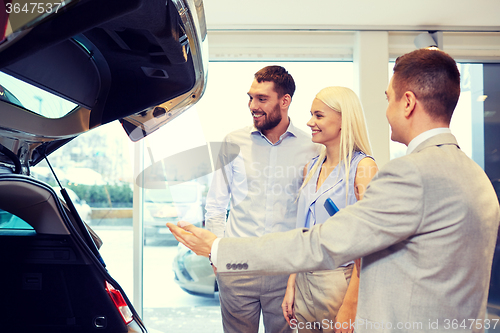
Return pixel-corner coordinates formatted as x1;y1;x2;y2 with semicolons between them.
168;48;500;332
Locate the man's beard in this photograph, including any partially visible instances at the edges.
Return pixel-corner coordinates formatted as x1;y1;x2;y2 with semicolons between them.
254;103;282;131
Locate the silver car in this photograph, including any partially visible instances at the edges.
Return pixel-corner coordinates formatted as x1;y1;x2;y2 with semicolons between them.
144;181;205;245
173;243;218;297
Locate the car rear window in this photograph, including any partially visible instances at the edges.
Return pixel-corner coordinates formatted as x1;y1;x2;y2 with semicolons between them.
0;71;77;119
0;208;36;236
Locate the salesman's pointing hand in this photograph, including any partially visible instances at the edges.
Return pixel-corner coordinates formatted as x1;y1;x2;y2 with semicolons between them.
166;221;217;258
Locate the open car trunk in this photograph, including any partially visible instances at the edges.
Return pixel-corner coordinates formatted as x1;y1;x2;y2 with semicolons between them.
0;174;145;332
0;0;207;168
0;0;208;331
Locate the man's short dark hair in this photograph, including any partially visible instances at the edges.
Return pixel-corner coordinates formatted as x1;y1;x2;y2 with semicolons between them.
254;66;296;98
393;49;460;123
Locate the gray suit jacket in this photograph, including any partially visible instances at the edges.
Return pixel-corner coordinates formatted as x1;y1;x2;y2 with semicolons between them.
217;133;500;332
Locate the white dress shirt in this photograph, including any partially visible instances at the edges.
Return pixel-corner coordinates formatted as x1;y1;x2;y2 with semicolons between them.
406;127;451;155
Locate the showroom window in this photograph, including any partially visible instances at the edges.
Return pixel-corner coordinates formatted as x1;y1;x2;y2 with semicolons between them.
139;61;355;331
389;62;485;165
28;61;354;331
24;56;500;331
387;62;500;324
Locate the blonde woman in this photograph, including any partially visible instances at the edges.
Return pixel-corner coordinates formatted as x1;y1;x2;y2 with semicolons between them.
282;87;378;333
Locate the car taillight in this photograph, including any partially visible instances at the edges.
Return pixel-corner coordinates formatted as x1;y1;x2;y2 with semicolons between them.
105;281;133;325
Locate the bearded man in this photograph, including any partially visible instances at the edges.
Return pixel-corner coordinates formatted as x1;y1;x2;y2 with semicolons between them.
204;65;318;333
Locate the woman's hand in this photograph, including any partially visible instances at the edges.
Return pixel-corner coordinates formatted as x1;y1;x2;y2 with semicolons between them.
282;274;297;326
335;264;359;333
334;303;356;333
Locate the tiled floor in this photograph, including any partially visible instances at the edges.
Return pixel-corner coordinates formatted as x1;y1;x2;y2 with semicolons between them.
142;302;500;333
144;306;223;333
143;301;266;333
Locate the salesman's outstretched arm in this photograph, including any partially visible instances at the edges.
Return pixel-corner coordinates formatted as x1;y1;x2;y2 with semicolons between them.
169;157;423;276
167;222;216;257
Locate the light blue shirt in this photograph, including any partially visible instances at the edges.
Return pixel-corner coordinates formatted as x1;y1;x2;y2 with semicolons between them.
297;151;370;267
297;151;369;229
205;120;318;239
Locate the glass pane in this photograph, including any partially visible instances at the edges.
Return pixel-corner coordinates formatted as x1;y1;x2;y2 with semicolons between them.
388;61;500;330
0;71;77;118
0;208;34;230
197;62;354;141
388;62;484;163
483;63;500;328
141;61;354;331
31;121;135;304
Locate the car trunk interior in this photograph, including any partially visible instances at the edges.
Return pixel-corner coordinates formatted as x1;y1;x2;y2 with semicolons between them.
0;175;138;332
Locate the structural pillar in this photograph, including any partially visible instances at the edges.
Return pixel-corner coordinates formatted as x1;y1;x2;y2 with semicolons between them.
354;31;390;167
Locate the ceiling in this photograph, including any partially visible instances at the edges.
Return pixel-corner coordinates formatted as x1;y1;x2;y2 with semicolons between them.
204;0;500;32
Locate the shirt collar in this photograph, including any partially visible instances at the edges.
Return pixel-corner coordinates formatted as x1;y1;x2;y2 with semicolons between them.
406;128;451;155
250;117;297;141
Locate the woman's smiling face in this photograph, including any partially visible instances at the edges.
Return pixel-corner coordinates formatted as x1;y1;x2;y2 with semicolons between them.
307;98;342;147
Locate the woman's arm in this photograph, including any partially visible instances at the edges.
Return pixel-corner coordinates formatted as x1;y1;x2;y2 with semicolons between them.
335;157;378;332
354;157;378;201
281;164;309;324
335;264;359;333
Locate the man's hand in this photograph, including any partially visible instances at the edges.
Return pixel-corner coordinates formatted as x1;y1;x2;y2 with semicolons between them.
166;221;217;257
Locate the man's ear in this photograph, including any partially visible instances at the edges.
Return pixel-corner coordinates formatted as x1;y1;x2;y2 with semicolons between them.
403;91;417;118
281;94;292;109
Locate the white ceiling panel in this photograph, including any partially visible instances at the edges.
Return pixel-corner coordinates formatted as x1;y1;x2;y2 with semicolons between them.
204;0;500;31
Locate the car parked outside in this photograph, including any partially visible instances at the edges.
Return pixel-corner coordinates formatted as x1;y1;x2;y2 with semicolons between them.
54;186;93;223
144;181;205;245
173;243;218;297
172;207;229;297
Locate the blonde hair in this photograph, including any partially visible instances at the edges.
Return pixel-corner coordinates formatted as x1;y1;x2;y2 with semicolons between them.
300;86;372;203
